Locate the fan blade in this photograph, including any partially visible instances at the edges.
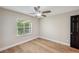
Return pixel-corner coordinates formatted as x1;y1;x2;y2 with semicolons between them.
42;10;51;13
34;7;38;11
37;6;40;9
34;6;40;12
42;15;47;17
29;13;36;14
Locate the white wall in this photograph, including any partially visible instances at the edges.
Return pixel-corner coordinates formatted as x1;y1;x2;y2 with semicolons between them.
0;8;39;49
0;16;3;47
40;10;79;46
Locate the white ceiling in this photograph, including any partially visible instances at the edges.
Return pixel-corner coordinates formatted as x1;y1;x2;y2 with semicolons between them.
1;6;79;17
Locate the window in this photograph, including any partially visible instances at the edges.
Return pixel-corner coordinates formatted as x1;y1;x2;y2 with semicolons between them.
17;20;32;36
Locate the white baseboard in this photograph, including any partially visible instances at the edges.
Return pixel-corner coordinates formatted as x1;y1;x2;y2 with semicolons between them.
0;36;38;52
40;36;70;46
0;36;70;52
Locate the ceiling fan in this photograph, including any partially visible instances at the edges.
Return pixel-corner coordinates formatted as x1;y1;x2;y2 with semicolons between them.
30;6;51;17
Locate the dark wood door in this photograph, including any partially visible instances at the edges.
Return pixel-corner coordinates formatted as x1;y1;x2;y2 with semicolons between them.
70;15;79;49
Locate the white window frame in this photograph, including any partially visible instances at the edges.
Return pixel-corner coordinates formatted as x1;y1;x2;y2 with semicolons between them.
16;19;32;37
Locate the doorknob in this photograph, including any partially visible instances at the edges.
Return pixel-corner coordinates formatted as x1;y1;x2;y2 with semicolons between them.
70;33;72;34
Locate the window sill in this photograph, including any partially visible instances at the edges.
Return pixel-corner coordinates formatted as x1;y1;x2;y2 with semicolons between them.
17;32;32;37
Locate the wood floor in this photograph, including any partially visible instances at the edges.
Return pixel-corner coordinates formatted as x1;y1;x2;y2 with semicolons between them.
1;38;79;53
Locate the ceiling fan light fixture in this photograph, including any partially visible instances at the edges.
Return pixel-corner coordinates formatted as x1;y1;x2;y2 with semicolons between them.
36;13;41;16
